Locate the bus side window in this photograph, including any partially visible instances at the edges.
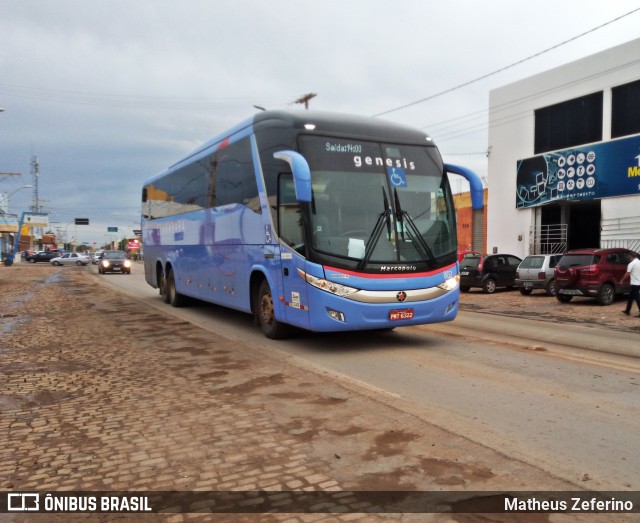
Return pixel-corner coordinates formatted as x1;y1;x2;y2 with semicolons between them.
210;137;261;212
278;173;303;250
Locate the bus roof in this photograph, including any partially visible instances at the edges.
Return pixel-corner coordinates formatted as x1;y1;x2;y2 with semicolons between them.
253;110;436;145
146;110;437;184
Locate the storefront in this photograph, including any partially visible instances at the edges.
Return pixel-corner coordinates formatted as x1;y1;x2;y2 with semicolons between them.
488;38;640;257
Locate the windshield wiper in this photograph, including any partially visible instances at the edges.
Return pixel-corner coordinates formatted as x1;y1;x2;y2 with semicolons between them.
393;188;437;267
357;187;392;269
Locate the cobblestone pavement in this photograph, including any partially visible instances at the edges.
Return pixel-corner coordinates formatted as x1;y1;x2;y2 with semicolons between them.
0;264;629;522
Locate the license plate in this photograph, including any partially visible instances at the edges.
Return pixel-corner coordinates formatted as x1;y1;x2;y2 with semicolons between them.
523;282;532;289
559;289;579;295
389;308;414;321
461;271;469;276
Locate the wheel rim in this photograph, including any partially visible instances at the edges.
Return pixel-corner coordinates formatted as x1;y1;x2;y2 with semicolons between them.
260;291;275;327
601;286;614;304
486;280;496;293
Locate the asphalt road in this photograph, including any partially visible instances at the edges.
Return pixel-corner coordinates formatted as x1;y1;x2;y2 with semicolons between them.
96;263;640;492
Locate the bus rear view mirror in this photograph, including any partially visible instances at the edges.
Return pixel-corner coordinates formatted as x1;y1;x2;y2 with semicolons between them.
273;150;312;202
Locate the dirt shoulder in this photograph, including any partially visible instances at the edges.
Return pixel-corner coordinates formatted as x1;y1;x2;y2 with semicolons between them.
459;288;640;334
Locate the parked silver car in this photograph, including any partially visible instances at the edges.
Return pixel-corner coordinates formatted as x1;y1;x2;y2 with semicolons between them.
50;253;90;266
515;254;563;296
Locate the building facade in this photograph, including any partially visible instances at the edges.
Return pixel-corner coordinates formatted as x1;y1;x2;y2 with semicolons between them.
488;38;640;258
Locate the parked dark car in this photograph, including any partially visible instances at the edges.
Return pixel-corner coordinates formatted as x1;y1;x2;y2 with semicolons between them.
515;254;563;296
25;250;62;263
460;254;522;293
98;250;131;274
554;248;638;305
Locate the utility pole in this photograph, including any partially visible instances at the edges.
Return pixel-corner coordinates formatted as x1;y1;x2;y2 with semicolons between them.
31;156;40;212
293;93;317;110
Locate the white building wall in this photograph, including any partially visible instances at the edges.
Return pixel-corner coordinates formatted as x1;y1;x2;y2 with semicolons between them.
488;38;640;258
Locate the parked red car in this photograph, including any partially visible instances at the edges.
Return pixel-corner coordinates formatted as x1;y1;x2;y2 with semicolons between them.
554;248;639;305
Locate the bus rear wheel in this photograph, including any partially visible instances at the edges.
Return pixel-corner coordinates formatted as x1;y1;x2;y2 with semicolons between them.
256;279;289;339
166;268;185;307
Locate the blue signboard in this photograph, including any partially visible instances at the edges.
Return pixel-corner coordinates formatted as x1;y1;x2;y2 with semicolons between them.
516;134;640;208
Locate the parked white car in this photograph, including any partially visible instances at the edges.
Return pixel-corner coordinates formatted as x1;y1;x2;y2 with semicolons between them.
50;253;91;266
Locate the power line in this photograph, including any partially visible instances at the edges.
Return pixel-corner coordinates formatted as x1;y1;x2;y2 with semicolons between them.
429;56;640;145
372;7;640;118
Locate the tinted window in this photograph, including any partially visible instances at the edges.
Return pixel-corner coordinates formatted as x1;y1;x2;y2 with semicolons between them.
143;136;259;219
549;255;562;268
461;256;481;269
213;138;260;212
612;80;640;138
558;254;596;268
534;92;603;154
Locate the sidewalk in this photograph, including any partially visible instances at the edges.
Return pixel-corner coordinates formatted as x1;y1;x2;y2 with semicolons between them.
458;288;640;333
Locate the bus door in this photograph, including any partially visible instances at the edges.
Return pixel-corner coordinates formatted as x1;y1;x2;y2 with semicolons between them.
277;173;311;329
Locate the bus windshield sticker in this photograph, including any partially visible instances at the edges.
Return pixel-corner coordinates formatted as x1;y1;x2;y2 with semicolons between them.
387;167;407;188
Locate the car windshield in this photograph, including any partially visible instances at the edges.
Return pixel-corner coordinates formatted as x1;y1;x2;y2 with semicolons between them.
558;254;597;268
104;252;126;260
298;136;456;266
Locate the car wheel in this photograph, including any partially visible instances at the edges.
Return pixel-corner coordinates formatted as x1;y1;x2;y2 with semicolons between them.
256;279;290;339
52;261;61;266
482;278;497;294
76;261;83;266
29;259;36;263
556;293;573;303
596;283;615;306
519;288;533;295
546;279;557;296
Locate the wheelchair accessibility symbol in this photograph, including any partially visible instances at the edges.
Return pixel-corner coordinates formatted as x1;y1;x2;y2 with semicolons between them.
387;167;407;187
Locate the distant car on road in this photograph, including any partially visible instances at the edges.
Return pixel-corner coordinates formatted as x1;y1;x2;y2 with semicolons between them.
460;253;522;294
91;251;104;264
554;248;639;305
98;250;131;274
25;250;62;263
515;254;563;296
50;253;90;266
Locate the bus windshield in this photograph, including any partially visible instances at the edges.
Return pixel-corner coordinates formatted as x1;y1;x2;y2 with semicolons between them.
298;135;455;267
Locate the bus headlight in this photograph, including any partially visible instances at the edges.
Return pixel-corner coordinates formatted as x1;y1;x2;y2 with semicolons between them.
297;269;359;297
437;274;460;291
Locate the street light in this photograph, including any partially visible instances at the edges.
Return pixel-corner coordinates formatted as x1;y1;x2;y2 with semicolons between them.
7;185;32;198
0;185;32;213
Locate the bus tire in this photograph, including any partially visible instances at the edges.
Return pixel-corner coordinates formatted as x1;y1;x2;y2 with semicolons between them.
161;269;170;303
166;268;185;307
257;279;289;339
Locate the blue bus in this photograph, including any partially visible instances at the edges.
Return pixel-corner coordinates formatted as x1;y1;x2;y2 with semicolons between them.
141;110;483;338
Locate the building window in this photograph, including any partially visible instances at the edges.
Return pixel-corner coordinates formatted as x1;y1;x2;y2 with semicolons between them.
612;79;640;138
534;92;603;154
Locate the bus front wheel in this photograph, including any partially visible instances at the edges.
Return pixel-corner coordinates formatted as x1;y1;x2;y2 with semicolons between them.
256;279;289;339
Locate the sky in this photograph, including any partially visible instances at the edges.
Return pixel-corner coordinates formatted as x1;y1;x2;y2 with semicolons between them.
1;0;640;247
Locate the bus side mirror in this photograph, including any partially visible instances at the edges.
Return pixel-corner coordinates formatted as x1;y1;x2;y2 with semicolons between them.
273;150;312;202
